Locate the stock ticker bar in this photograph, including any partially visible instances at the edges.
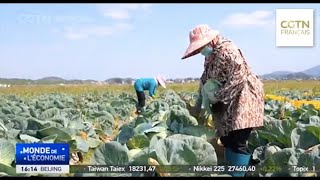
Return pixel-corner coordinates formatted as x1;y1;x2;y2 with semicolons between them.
69;165;320;174
13;143;319;175
70;165;259;174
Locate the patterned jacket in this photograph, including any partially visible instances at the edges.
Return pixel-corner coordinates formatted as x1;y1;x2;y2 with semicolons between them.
198;35;265;137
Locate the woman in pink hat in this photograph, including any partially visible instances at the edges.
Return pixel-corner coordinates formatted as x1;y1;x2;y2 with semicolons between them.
133;75;166;114
182;24;264;177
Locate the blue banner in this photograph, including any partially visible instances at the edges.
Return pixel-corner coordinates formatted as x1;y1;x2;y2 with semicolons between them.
16;143;69;165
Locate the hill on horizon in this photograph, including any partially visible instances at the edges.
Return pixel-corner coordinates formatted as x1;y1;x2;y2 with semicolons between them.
0;64;319;85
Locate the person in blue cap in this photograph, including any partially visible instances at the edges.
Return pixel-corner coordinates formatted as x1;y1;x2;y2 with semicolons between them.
134;75;166;114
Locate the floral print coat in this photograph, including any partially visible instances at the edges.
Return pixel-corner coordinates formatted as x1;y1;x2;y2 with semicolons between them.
198;35;265;137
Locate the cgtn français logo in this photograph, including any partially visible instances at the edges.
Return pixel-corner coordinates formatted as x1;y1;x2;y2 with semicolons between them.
276;9;314;47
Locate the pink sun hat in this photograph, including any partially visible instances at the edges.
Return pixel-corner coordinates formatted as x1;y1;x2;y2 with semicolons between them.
156;75;166;89
181;24;220;60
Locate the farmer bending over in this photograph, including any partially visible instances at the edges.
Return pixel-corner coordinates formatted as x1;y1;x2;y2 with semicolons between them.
181;24;264;177
134;75;166;114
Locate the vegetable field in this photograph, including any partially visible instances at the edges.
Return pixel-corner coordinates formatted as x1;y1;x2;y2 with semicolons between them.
0;81;320;177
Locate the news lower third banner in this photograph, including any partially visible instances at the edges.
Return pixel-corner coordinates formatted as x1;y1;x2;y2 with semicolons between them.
15;143;70;174
14;143;319;175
